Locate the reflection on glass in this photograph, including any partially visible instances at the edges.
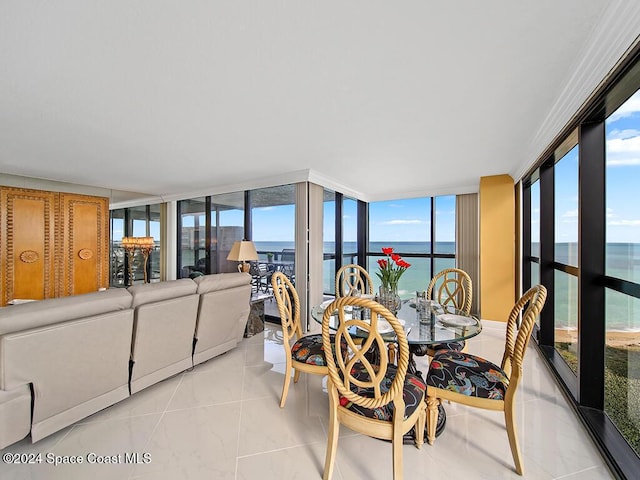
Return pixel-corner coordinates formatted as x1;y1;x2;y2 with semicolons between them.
210;192;244;274
178;198;206;278
604;288;640;455
554;270;579;375
555;145;579;267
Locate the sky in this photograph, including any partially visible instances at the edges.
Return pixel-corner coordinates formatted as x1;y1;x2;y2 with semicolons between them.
605;89;640;244
532;88;640;244
245;195;456;243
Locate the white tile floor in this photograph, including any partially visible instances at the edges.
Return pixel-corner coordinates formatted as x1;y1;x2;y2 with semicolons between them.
0;320;614;479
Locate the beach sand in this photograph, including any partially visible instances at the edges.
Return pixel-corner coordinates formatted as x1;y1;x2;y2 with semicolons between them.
555;329;640;348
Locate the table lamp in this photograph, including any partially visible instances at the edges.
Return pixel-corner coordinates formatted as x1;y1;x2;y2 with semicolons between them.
227;240;258;273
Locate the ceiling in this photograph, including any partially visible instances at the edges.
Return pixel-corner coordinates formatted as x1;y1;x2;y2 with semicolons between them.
1;1;638;206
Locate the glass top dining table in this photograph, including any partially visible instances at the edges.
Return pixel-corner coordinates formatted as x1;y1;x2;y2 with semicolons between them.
310;297;482;347
310;296;482;441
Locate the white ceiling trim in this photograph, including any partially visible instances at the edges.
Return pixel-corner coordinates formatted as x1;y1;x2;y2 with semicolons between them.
365;183;479;203
511;1;640;182
307;169;367;202
155;169;311;205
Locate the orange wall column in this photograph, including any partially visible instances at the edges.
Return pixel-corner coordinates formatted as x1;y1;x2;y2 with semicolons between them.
479;174;515;321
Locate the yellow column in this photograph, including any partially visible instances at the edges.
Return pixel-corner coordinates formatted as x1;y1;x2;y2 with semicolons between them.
479;174;515;321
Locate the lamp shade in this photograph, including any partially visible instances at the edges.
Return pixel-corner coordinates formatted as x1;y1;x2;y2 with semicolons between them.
226;240;258;262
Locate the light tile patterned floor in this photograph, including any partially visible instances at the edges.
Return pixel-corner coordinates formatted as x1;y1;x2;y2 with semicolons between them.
0;320;614;479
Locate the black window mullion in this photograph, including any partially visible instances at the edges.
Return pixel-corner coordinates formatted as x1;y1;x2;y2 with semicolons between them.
213;203;221;273
244;190;251;240
357;200;367;268
124;208;132;284
204;196;212;274
430;197;435;276
335;192;343;273
578;120;606;409
539;161;555;347
603;276;640;298
523;184;532;291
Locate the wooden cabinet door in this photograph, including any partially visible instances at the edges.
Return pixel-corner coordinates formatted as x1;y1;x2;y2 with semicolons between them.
58;193;109;296
0;187;57;305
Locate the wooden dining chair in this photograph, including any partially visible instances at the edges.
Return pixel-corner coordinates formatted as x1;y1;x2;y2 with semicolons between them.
427;268;473;315
321;296;427;480
425;285;547;475
335;264;374;298
424;268;473;356
271;271;333;408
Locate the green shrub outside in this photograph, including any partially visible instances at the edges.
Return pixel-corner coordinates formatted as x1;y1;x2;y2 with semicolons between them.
556;342;640;454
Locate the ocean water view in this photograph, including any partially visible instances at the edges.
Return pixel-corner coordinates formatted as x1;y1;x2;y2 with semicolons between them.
255;240;640;332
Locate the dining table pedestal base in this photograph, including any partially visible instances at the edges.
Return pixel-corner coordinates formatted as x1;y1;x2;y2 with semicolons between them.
404;403;445;444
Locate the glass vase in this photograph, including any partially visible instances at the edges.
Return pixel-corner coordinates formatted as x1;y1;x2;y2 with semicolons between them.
378;285;401;315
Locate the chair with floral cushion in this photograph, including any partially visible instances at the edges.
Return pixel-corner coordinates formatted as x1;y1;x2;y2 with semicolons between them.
321;296;426;480
335;264;374;298
425;284;547;475
271;271;335;408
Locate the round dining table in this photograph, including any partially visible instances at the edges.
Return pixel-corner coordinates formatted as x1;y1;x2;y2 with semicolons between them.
310;297;482;439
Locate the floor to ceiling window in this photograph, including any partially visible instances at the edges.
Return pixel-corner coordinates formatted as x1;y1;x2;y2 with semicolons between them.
604;89;640;457
249;184;296;280
110;209;125;286
177;193;244;276
109;204;161;286
530;178;541;327
323;189;336;294
554;142;580;375
434;195;457;274
367;196;455;298
522;49;640;477
177;198;206;278
342;197;358;267
210;192;244;273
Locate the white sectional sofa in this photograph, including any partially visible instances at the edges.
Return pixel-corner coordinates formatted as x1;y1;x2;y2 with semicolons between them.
0;272;251;450
192;273;252;365
128;279;200;394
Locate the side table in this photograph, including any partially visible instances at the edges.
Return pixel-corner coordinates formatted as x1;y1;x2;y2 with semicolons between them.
244;292;273;337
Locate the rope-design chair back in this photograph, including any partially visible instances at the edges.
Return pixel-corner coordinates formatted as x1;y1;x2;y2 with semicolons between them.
271;272;302;347
321;296;409;410
426;268;472;315
501;284;547;380
335;264;374;298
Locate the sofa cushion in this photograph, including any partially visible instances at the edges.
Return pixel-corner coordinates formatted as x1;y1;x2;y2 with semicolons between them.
128;279;197;307
0;289;133;335
0;384;31;449
193;272;251;294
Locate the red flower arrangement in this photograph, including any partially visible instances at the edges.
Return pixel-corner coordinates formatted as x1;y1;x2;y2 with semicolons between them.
376;247;411;291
